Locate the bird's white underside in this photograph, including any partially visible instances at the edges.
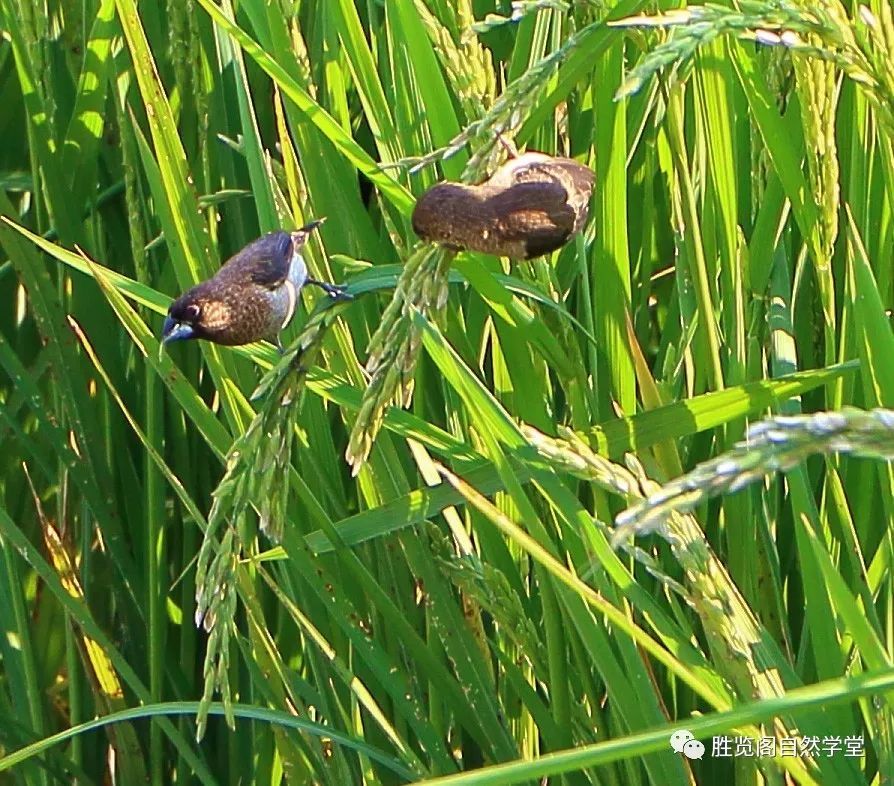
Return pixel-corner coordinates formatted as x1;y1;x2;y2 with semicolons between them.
278;247;310;332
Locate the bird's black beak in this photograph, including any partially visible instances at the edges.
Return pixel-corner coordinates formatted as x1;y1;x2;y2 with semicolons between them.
161;315;195;345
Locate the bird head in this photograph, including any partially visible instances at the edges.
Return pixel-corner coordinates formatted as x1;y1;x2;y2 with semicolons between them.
162;292;206;345
162;281;241;346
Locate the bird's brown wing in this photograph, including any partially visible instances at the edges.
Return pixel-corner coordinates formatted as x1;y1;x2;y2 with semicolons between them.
216;231;293;290
508;158;594;232
487;181;577;258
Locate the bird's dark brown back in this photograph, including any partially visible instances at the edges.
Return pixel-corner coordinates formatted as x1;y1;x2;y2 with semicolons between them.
213;231;294;289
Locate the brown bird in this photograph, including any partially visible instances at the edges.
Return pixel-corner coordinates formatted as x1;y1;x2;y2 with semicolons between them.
162;220;348;349
411;151;594;259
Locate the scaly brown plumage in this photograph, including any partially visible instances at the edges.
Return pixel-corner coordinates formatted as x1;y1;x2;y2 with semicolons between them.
162;221;348;349
411;152;594;259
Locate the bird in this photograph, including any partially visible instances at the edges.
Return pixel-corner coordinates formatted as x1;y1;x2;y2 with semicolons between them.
162;220;348;349
411;150;594;259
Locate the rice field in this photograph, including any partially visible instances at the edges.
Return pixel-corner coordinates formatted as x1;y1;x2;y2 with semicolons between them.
1;0;894;783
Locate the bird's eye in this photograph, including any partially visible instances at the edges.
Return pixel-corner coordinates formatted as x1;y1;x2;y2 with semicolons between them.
184;303;201;321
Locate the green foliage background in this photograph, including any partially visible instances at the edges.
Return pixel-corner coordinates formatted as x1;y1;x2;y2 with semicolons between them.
1;0;894;783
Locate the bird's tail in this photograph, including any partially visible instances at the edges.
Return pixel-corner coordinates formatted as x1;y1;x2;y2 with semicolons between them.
292;217;326;246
